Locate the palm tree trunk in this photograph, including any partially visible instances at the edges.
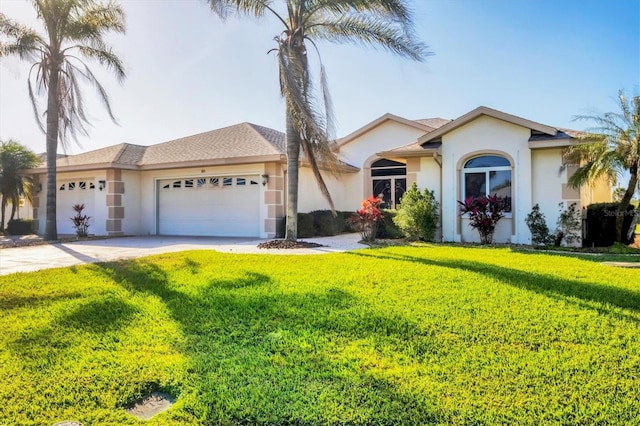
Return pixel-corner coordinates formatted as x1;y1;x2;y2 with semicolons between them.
0;195;6;232
285;108;301;241
616;163;638;242
44;67;60;241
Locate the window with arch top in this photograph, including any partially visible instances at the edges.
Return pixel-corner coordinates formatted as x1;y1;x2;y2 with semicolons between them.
462;155;512;212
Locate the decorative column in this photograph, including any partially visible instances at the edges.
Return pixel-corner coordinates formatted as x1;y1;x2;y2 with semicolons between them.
106;169;125;236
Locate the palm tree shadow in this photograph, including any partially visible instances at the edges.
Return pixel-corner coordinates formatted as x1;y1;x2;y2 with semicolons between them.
347;251;640;316
88;258;442;424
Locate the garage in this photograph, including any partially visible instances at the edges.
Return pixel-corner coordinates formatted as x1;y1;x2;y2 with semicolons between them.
157;175;261;237
56;179;96;235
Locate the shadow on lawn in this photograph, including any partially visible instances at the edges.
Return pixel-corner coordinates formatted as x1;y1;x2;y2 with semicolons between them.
90;258;443;425
348;251;640;315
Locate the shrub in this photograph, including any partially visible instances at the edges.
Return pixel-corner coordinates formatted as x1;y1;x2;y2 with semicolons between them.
556;202;582;246
310;210;344;236
458;195;507;244
394;183;439;241
347;196;384;242
6;219;34;235
341;211;358;233
377;209;405;239
70;204;91;237
525;204;552;245
584;203;636;247
296;213;315;238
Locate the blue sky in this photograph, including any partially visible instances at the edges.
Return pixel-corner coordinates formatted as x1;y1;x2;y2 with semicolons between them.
0;0;638;155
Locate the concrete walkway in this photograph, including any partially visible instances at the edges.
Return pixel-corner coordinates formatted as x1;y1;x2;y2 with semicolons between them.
0;234;367;276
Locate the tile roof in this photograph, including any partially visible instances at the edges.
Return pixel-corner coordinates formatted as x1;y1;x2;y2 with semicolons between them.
140;123;285;166
52;143;145;168
33;123;285;170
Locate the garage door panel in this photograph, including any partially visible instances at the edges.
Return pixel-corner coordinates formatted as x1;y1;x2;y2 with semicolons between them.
56;180;96;235
158;175;260;237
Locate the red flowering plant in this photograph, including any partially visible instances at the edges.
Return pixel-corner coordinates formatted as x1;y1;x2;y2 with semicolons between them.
70;203;91;238
348;196;384;242
457;195;506;244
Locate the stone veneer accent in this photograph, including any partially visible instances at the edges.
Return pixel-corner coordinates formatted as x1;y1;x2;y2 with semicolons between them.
263;162;284;238
106;169;125;236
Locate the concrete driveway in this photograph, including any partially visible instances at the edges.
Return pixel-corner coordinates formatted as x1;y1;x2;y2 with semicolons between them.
0;234;366;276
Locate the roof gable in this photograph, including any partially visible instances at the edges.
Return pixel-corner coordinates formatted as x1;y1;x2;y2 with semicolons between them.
418;106;559;144
337;113;436;147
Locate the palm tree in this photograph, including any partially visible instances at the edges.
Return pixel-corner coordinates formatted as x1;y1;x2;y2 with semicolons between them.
0;0;126;240
565;90;639;242
206;0;429;240
0;140;40;232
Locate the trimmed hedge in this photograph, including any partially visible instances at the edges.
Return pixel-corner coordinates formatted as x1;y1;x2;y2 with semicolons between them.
584;203;636;246
278;209;406;239
279;211;354;238
7;219;34;235
376;209;405;239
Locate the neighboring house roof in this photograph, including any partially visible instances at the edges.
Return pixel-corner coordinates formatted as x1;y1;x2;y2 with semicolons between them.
418;106;560;144
413;118;451;129
30;123;286;172
337;113;437;147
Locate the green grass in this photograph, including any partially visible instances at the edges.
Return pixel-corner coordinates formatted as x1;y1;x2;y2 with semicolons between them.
1;246;639;425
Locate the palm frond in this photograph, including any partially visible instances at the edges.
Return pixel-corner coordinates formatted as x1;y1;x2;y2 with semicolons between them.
0;13;43;60
307;14;430;61
75;45;126;82
66;1;126;45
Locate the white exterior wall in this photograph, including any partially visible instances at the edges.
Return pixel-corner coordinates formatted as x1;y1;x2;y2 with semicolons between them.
139;164;270;237
440;116;532;244
416;157;443;240
121;170;142;235
531;149;566;233
296;168;352;213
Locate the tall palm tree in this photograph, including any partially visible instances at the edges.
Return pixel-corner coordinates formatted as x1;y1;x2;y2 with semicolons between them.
0;0;126;240
565;90;639;242
207;0;429;240
0;140;40;232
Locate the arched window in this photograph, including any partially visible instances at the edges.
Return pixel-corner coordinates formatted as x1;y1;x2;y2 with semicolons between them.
462;155;512;212
371;159;406;209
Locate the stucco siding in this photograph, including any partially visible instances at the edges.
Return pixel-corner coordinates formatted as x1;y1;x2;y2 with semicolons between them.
531;149;566;236
121;170;142;235
297;168;352;212
340;121;427;168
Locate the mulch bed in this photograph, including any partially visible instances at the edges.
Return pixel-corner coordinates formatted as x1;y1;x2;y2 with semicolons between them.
257;240;325;249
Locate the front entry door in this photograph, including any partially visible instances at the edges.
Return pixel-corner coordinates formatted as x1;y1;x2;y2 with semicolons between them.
372;177;406;209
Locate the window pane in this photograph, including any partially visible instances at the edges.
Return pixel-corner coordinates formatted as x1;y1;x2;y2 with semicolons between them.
490;170;512;212
464;172;486;199
372;159;405;168
464;155;510;168
394;178;406;208
372;179;392;208
371;167;407;177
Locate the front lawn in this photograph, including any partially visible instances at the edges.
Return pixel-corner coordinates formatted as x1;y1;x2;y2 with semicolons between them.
1;246;639;425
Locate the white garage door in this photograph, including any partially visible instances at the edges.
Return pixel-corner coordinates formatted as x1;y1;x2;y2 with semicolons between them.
157;175;261;237
56;180;96;235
